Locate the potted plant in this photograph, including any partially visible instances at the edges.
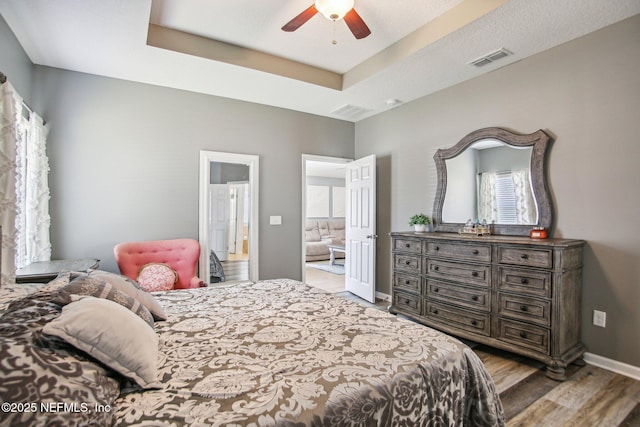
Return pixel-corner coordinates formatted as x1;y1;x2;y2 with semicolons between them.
409;213;431;232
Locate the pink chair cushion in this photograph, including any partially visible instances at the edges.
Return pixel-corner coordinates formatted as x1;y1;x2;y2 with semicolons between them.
114;239;204;290
136;263;178;292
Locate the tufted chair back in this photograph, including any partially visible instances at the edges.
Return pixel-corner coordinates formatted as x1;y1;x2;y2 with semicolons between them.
114;239;205;289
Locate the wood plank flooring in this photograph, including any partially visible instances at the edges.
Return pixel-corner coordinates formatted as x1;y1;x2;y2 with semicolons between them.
219;259;249;281
333;291;640;427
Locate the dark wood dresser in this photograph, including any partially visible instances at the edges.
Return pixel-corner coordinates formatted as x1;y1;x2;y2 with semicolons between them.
390;231;585;380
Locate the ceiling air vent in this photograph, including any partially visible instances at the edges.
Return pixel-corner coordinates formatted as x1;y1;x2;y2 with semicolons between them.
469;48;512;67
330;104;373;120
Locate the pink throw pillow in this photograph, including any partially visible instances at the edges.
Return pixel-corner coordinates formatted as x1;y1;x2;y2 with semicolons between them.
136;263;178;292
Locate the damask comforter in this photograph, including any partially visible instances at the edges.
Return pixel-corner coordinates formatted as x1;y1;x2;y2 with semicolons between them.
0;277;504;426
116;279;504;426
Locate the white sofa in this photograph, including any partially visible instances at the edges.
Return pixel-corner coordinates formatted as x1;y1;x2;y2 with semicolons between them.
305;219;346;262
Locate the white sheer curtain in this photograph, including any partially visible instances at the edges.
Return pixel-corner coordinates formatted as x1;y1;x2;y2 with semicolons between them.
0;80;51;285
512;169;536;224
21;113;51;266
0;81;22;284
478;172;497;223
477;169;536;225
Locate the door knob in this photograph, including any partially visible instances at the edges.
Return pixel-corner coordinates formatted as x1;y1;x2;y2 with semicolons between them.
366;234;378;239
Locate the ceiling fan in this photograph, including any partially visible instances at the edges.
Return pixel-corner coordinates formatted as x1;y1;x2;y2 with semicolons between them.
282;0;371;40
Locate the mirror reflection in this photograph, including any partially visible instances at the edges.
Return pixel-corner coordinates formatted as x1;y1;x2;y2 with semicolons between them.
442;140;537;225
432;127;553;236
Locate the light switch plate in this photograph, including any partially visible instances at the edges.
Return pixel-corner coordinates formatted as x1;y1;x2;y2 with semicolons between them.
269;215;282;225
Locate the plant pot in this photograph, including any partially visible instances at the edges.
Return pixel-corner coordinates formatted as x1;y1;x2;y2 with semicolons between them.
413;224;427;232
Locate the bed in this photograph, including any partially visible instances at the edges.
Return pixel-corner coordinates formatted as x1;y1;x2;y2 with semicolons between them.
0;273;504;426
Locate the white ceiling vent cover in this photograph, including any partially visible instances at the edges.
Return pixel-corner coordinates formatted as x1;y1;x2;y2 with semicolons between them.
330;104;373;120
469;48;512;67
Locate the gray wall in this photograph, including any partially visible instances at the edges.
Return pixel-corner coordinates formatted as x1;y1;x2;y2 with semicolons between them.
0;14;32;103
210;162;250;184
28;68;353;280
356;15;640;367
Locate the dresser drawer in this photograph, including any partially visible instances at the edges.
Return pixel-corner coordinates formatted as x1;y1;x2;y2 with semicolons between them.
393;238;423;254
497;246;553;269
427;279;490;311
425;301;490;336
394;273;421;294
497;318;550;354
394;254;421;274
498;267;552;297
393;291;421;316
497;293;551;327
426;259;491;287
427;241;491;263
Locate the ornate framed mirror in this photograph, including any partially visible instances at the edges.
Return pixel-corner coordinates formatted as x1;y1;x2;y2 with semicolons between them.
432;127;553;236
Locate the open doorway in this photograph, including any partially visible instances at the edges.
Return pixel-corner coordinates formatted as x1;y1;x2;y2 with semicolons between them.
302;155;350;293
199;151;259;284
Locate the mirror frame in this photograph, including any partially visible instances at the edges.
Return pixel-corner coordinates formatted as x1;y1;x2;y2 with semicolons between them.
432;127;554;236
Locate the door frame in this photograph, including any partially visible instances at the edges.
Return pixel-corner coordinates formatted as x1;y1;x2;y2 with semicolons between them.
301;154;352;283
199;151;259;282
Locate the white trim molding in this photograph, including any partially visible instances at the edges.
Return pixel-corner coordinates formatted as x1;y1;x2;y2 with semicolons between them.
376;291;391;302
584;352;640;381
199;151;259;283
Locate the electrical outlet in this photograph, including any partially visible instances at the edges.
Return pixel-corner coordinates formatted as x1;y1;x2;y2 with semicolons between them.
593;310;606;328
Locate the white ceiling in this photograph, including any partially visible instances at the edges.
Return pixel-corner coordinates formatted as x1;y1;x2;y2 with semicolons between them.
2;0;639;122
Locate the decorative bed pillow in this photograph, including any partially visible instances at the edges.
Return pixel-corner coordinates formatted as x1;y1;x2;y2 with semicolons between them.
54;275;154;328
136;263;178;292
87;269;168;321
0;292;120;427
43;296;162;389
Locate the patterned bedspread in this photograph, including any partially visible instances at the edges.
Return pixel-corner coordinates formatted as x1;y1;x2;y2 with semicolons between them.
114;279;504;426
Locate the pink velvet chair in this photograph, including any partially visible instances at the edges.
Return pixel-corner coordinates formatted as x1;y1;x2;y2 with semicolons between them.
114;239;205;289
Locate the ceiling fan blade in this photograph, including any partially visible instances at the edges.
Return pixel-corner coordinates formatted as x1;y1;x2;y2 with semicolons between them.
282;4;318;32
344;8;371;39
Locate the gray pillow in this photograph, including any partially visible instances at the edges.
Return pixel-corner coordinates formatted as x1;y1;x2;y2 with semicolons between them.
0;291;120;426
87;270;168;321
43;296;161;389
55;275;154;328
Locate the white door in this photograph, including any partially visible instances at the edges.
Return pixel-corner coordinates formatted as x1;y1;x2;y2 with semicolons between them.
345;155;377;303
229;183;247;255
209;184;229;262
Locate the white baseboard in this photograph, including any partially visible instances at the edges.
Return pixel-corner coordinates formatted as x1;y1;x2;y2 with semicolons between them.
584;352;640;381
376;291;391;302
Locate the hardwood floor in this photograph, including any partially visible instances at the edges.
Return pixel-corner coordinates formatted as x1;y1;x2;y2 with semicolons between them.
477;345;640;426
220;259;249;282
334;291;640;426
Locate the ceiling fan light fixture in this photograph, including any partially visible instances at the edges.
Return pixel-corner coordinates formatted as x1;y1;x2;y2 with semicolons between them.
315;0;355;21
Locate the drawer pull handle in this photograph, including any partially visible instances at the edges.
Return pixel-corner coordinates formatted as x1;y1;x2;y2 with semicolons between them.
472;249;479;255
520;305;528;312
433;266;439;271
519;332;527;338
405;260;411;265
520;254;529;260
520;278;528;284
471;295;478;301
405;280;410;285
404;299;411;305
435;246;440;251
471;271;479;277
432;309;439;315
434;287;439;293
405;243;411;248
471;320;477;326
